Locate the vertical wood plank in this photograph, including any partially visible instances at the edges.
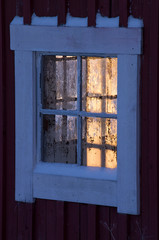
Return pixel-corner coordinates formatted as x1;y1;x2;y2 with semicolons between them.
96;206;110;240
98;0;110;17
33;199;47;240
46;200;56;240
69;0;87;17
23;0;32;25
141;0;158;239
65;203;79;240
17;203;33;240
16;0;23;16
58;0;67;25
87;205;96;240
119;0;129;27
56;201;65;240
140;11;151;240
109;208;118;240
129;216;142;239
117;213;128;240
0;0;4;239
33;0;57;17
80;204;88;240
131;0;143;19
88;0;96;26
111;0;119;17
48;0;57;16
33;0;47;16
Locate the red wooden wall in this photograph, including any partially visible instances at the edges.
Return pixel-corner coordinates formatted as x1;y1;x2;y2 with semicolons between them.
0;0;158;239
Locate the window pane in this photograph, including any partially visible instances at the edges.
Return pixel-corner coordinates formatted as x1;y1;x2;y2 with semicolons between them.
82;117;117;168
82;57;117;114
42;55;77;110
42;115;77;163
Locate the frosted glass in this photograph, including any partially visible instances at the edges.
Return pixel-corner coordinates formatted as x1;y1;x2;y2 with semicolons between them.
42;115;77;163
82;57;117;114
41;55;117;168
82;118;117;168
42;55;77;110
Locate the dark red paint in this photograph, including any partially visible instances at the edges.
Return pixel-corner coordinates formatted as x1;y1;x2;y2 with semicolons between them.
98;0;110;17
0;0;158;239
23;0;32;24
119;0;128;27
111;0;119;17
0;0;4;239
88;0;96;26
58;0;67;25
131;0;143;19
69;0;87;18
33;0;57;17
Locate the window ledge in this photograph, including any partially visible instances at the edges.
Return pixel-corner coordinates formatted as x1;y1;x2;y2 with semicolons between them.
34;162;117;181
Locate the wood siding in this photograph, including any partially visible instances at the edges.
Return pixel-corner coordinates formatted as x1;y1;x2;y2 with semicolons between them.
0;0;158;239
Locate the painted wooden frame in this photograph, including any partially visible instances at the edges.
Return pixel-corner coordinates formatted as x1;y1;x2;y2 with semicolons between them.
10;19;142;214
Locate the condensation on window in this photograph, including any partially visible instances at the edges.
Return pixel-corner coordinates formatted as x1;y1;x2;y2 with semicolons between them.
43;115;77;163
41;55;117;169
82;57;117;114
42;55;77;110
82;117;117;168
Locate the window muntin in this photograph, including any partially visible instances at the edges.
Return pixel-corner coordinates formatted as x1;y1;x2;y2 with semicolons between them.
38;55;117;168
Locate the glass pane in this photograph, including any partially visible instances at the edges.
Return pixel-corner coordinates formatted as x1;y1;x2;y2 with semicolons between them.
82;117;117;168
42;115;77;163
82;57;117;114
42;55;77;110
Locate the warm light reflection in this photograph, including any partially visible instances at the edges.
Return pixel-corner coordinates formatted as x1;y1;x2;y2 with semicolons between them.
105;119;117;146
85;57;117;169
86;98;102;113
87;118;102;144
42;55;117;169
105;149;117;168
106;58;117;114
87;148;101;167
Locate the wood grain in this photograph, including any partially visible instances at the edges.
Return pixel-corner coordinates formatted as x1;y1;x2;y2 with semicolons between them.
33;0;57;17
119;0;128;27
69;0;87;17
88;0;96;26
58;0;67;25
131;0;143;19
111;0;119;17
98;0;110;17
23;0;32;24
0;0;4;238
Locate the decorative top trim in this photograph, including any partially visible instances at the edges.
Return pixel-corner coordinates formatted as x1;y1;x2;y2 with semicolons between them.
10;19;142;54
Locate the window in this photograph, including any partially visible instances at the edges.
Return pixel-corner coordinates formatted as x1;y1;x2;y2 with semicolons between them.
38;55;117;168
10;17;142;214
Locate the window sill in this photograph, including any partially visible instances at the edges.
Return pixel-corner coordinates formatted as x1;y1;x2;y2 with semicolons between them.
33;162;117;206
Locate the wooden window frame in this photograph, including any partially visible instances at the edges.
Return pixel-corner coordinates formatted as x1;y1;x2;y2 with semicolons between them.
10;19;142;214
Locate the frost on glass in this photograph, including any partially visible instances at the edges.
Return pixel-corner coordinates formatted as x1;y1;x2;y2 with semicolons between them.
41;55;117;168
42;55;77;110
42;115;77;163
82;118;117;168
82;57;117;114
